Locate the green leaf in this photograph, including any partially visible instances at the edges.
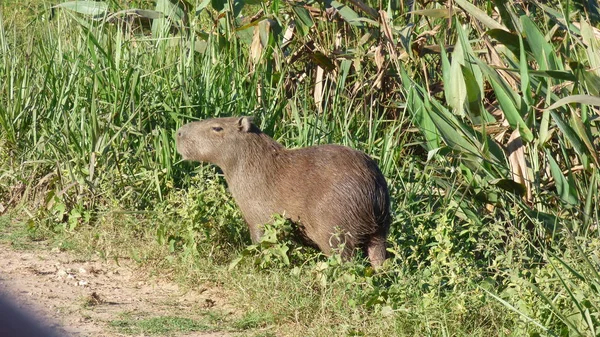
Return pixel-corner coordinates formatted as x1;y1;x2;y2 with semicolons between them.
444;41;466;116
211;0;227;11
490;178;526;196
54;1;108;16
330;1;364;28
292;6;314;37
486;29;525;56
549;110;588;162
427;99;480;156
195;0;211;14
489;78;533;142
111;9;164;20
409;8;452;19
152;0;187;38
454;0;505;30
310;51;336;72
403;68;440;150
544;95;600;111
546;150;578;205
521;15;559;70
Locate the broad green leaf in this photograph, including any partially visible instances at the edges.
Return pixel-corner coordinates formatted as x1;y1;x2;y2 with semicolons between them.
492;0;519;31
580;20;600;77
310;52;335;72
544;95;600;111
549;110;588;162
195;0;211;14
489;78;533;142
585;172;598;227
462;65;485;118
571;110;599;167
455;20;485;120
427;99;480;156
490;179;526;197
54;1;108;16
519;35;531;106
454;0;505;30
409;8;452;19
449;57;466;116
521;16;559;70
528;70;576;81
292;6;314;37
445;41;466;116
402;68;440;150
111;9;164;20
486;29;526;57
546;150;578;205
211;0;226;11
330;1;364;28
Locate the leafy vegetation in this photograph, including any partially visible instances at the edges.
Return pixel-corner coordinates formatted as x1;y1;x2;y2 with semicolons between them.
1;0;599;335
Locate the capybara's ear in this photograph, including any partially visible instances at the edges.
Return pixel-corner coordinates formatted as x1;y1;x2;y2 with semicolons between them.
237;116;254;132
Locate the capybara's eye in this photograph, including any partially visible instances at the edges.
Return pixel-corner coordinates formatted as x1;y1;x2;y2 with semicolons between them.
212;126;223;132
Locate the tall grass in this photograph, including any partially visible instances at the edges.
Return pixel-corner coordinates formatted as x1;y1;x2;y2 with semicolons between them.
1;0;599;335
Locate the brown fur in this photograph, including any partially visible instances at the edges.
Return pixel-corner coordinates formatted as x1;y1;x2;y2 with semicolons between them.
176;117;390;267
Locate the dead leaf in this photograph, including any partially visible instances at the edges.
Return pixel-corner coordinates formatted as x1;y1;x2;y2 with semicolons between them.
314;66;324;113
506;129;532;202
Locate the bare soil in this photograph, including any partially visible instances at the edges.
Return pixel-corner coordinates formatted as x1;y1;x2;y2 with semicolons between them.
0;240;234;337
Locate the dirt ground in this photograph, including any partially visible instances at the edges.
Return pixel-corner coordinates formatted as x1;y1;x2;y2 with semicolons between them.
0;240;235;337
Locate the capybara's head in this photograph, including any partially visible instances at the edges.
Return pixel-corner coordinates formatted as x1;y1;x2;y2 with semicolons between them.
176;116;257;166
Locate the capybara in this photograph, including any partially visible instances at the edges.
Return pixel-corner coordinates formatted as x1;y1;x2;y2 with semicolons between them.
176;116;390;267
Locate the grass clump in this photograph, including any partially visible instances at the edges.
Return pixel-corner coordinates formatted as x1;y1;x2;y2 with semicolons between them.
110;315;210;335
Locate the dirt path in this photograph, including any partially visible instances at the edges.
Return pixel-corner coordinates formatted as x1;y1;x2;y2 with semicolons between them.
0;240;234;337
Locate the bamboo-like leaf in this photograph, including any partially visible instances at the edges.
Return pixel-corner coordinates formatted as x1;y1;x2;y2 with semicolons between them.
444;41;466;116
489;78;533;142
409;8;452;19
492;0;519;32
521;16;560;70
292;6;314;36
486;29;525;57
584;173;597;226
546;150;578;205
544;95;600;111
152;0;187;38
580;19;600;77
54;1;109;17
331;1;364;28
455;21;485;120
490;178;526;197
403;69;440;150
211;0;226;11
195;0;211;13
109;9;164;20
454;0;505;30
550;110;588;162
571;110;599;167
427;99;480;156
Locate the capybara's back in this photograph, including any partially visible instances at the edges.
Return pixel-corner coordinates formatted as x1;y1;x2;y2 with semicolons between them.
176;117;390;267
